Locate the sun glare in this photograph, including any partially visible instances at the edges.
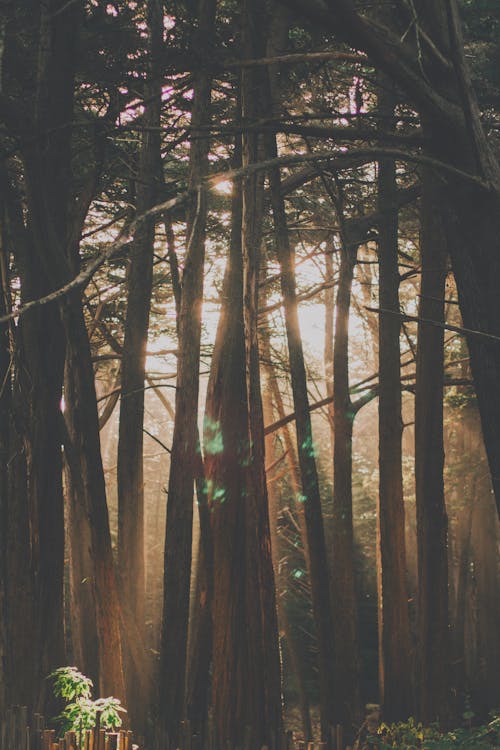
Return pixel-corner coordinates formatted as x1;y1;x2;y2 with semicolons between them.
213;179;233;196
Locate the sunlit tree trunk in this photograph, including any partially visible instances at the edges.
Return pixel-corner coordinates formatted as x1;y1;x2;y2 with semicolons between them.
62;298;126;704
264;68;336;742
415;169;451;725
262;317;313;743
377;82;413;721
117;0;162;637
207;5;283;744
331;231;361;734
159;0;216;740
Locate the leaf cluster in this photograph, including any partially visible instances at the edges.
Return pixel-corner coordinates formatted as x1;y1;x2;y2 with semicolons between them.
369;712;500;749
49;667;126;735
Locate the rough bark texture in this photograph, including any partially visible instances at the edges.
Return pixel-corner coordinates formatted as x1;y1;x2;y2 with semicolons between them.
63;297;126;704
117;0;162;635
0;194;34;707
468;492;500;714
377;82;413;721
159;0;216;739
64;460;100;690
206;6;283;742
9;0;82;709
415;170;451;725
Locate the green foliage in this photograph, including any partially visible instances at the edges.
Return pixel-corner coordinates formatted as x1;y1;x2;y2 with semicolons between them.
49;667;93;702
49;667;126;735
369;713;500;749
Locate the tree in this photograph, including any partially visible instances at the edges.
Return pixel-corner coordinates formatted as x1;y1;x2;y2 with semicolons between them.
280;0;500;520
117;0;163;639
376;82;413;721
264;73;337;744
159;0;216;741
415;169;451;725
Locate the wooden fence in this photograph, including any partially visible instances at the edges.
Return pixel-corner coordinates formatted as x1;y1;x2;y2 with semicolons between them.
1;709;359;750
0;708;137;750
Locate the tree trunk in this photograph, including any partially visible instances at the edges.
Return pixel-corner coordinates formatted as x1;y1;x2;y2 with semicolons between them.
0;202;34;708
0;244;9;715
117;0;162;637
62;297;126;703
415;169;451;725
207;7;283;741
324;244;335;439
331;233;361;734
64;459;100;690
159;0;216;739
262;318;313;744
264;99;336;742
377;82;413;721
2;0;82;711
469;473;500;714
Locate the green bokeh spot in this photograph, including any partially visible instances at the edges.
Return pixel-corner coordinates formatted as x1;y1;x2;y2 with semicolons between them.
204;416;224;456
301;434;316;458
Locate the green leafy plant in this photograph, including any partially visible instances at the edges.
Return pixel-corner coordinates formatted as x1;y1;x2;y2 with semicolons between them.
368;712;500;750
49;667;126;734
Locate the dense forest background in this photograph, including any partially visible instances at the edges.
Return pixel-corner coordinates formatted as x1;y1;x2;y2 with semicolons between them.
1;0;500;748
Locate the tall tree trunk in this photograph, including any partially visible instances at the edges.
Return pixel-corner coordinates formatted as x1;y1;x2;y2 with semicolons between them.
12;0;82;707
0;241;9;716
331;232;361;735
65;460;100;690
262;317;313;744
377;83;413;721
207;7;283;742
264;67;336;741
159;0;216;740
62;297;126;703
0;195;35;708
324;245;335;439
451;500;473;711
188;161;243;739
415;170;451;725
117;0;162;636
469;491;500;714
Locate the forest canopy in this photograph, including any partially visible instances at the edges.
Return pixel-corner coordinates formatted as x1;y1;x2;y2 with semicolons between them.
0;1;499;749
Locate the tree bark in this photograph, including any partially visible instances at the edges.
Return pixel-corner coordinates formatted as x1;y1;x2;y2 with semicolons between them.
0;241;9;716
262;314;313;744
207;6;283;742
469;490;500;715
159;0;216;740
117;0;163;636
264;92;336;742
62;297;127;704
415;169;451;725
9;0;83;709
64;459;100;691
377;82;413;721
331;232;362;734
